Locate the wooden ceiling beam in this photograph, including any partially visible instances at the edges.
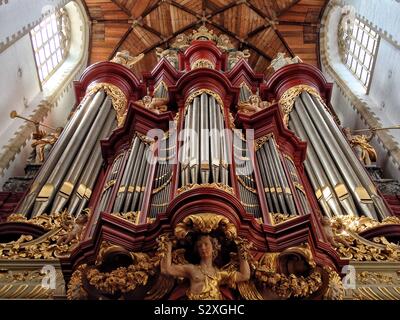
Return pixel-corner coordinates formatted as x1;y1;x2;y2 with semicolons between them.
207;21;273;61
140;21;200;55
245;24;269;40
108;26;133;60
274;28;295;57
110;0;132;17
140;0;163;19
207;2;238;19
278;20;320;27
170;0;200;18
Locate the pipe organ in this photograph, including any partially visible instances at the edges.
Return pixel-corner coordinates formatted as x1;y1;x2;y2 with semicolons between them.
180;92;230;187
287;91;388;220
2;26;399;301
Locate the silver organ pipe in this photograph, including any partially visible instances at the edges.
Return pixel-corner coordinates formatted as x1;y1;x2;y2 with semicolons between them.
122;142;146;213
290;110;343;217
189;96;200;184
33;91;108;216
51;97;113;214
255;135;311;219
267;139;297;215
306;93;388;219
200;93;210;183
293;98;358;216
112;136;141;213
150;130;175;217
97;152;125;213
180;93;229;187
234;131;261;217
17;92;97;216
66;113;116;216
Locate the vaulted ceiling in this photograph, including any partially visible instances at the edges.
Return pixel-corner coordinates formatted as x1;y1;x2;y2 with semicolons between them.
82;0;328;76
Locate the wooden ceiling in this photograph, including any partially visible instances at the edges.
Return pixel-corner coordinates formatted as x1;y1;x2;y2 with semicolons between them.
83;0;328;76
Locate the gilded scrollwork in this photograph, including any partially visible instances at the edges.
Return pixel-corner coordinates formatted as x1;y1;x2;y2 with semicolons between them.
174;213;237;240
0;210;90;259
323;266;345;300
176;182;234;196
324;216;400;262
86;83;128;127
278;85;322;127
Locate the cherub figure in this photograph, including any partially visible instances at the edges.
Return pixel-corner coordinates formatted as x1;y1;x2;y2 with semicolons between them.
320;216;350;248
110;50;144;69
30;124;63;163
136;95;168;114
57;211;89;247
237;94;269;114
161;235;250;300
344;127;377;165
228;49;250;69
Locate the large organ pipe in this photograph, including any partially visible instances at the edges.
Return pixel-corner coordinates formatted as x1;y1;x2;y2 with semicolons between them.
66;113;116;215
301;93;378;219
307;94;389;219
97;153;125;212
262;143;289;214
255;152;274;211
209;96;220;183
259;146;281;212
130;147;151;212
189;97;200;184
267;140;297;215
294;98;358;216
33;91;108;216
181;104;191;186
290;110;343;216
51;98;113;213
217;100;229;185
112;136;141;212
200;93;210;183
18;92;97;216
123;142;146;212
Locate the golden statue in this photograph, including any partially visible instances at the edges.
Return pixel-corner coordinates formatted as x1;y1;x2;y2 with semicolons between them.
237;94;269;114
136;95;169;114
344;127;377;165
110;50;144;69
160;235;250;300
31;124;63;163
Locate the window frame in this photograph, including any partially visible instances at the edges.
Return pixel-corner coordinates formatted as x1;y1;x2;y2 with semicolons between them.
30;8;71;86
341;16;380;93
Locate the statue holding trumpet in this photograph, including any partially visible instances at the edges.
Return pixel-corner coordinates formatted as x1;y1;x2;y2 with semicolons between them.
10;111;63;164
344;125;400;166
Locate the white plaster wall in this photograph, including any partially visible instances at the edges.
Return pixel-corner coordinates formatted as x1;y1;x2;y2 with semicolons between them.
0;0;90;188
0;0;71;49
321;0;400;181
0;34;42;148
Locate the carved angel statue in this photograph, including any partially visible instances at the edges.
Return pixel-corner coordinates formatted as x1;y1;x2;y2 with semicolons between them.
160;235;250;300
30;124;63;163
155;47;179;68
344;127;377;165
136;95;169;114
269;52;303;72
110;50;144;69
237;95;269;114
228;49;250;69
56;210;89;247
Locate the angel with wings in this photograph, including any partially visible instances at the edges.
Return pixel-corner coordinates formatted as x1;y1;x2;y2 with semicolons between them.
160;234;250;300
136;95;169;114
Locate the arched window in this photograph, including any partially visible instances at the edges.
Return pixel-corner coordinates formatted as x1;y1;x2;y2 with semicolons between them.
30;8;71;84
338;14;379;90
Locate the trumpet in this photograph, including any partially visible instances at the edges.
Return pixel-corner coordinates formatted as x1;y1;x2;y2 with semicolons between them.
352;125;400;133
10;110;57;131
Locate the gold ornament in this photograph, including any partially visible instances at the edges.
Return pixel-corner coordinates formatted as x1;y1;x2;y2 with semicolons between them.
176;182;234;196
174;213;237;240
87;83;128;128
